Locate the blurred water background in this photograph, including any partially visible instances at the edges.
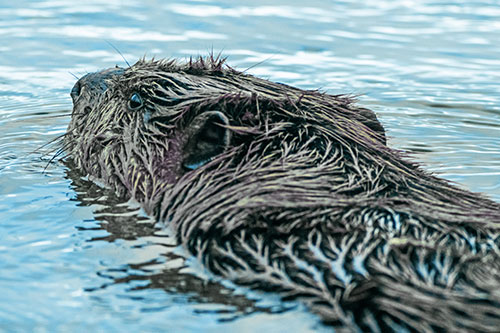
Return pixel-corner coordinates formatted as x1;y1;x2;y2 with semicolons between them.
1;0;499;331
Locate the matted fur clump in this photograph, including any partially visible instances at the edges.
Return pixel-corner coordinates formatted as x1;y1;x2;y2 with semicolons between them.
65;56;500;332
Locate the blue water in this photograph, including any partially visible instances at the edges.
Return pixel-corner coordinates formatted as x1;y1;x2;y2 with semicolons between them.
1;1;499;331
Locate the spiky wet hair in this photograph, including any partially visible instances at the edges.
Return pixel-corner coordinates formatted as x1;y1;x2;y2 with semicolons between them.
66;56;500;331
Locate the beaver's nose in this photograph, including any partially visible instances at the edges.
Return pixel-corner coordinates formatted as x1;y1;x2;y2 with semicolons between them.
70;80;82;103
70;67;124;103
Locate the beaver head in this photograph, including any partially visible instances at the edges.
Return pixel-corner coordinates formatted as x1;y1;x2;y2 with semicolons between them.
66;56;500;331
66;57;387;211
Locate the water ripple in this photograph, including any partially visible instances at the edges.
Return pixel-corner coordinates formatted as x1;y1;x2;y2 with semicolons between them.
1;0;499;331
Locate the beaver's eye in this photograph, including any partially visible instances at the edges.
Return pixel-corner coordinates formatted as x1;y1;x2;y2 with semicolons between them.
128;93;143;110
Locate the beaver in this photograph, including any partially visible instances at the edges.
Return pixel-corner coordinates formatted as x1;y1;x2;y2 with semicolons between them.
65;55;500;332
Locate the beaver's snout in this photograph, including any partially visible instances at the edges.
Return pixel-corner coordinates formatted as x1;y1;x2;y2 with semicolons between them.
70;67;124;104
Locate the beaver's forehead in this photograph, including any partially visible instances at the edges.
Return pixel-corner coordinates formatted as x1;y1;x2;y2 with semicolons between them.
129;59;178;71
120;58;235;83
120;68;204;84
118;71;239;97
117;59;286;97
120;69;173;83
126;59;217;76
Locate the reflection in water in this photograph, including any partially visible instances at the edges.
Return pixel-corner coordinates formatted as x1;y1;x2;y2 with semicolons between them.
65;166;310;327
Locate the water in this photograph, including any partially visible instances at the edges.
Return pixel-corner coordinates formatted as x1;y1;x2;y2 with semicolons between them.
1;1;499;331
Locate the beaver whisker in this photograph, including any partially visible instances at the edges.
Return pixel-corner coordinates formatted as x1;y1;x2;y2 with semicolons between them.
68;72;79;80
43;145;68;172
105;40;131;68
30;131;72;158
41;142;67;159
241;54;276;74
44;113;72;118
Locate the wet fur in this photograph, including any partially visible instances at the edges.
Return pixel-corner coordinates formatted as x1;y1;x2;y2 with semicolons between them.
66;56;500;332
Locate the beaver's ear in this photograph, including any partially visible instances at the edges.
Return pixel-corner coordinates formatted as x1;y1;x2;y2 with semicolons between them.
182;111;231;170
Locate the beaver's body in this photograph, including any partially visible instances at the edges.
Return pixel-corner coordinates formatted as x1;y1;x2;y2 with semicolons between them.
66;56;500;332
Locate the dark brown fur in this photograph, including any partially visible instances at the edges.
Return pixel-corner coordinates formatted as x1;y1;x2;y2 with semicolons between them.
65;56;500;332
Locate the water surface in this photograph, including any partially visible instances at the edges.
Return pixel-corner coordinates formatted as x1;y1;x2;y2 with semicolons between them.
1;1;499;331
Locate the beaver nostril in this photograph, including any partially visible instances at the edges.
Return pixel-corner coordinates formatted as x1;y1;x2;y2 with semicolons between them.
71;81;82;103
